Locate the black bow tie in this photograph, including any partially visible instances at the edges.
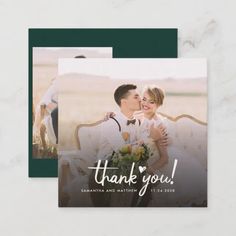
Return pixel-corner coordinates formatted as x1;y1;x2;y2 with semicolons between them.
127;119;136;126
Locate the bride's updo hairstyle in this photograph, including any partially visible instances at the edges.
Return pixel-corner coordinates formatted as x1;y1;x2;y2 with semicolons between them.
143;85;165;106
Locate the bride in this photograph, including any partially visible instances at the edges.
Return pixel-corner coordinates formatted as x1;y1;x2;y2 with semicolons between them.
137;85;207;207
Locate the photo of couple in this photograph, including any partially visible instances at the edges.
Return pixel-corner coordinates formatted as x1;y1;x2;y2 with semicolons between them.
58;58;207;207
32;47;112;159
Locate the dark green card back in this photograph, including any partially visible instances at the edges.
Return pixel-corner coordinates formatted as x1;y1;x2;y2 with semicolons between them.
29;28;177;177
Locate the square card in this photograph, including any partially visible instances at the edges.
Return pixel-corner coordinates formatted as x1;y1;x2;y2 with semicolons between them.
58;58;207;207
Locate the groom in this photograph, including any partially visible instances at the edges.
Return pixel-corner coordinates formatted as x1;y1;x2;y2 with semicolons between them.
89;84;164;207
96;84;142;161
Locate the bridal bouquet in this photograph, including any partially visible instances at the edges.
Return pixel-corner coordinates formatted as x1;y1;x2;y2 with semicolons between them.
89;143;152;207
107;143;152;185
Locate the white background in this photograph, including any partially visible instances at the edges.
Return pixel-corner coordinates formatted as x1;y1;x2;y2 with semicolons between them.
1;0;236;235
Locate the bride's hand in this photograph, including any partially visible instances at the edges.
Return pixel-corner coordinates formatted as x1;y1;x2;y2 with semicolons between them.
103;112;115;121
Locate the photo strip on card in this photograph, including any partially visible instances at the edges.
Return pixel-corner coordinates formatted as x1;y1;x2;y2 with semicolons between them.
58;58;207;207
32;47;112;160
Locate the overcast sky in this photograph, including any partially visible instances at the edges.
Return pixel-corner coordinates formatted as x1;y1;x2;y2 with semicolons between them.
58;58;207;80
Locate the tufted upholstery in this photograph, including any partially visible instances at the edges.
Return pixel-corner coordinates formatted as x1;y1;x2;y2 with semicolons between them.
164;116;207;169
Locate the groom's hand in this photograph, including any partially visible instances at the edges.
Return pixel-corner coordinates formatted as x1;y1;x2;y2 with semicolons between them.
158;136;169;146
103;112;115;121
158;124;168;146
149;124;168;144
149;124;164;141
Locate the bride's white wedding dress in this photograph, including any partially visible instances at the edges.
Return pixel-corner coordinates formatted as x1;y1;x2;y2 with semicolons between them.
140;115;207;207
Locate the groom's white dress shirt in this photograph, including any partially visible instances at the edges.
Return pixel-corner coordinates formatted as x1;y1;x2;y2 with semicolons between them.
96;111;140;161
40;79;58;108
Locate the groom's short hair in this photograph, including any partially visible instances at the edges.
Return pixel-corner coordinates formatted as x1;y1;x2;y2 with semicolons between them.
114;84;137;106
